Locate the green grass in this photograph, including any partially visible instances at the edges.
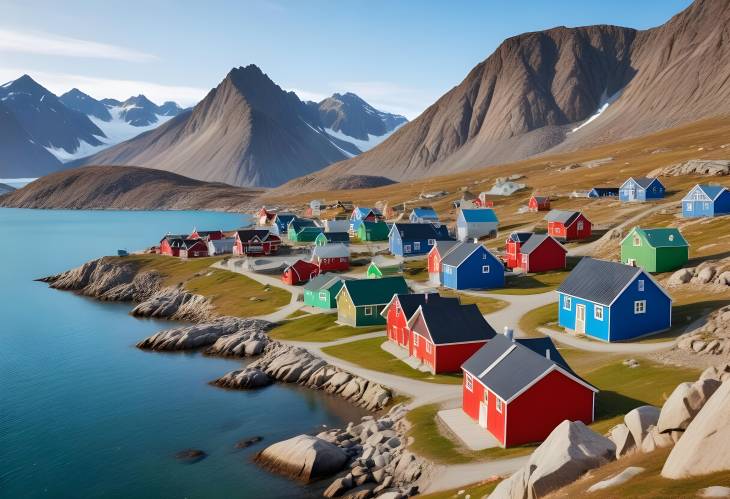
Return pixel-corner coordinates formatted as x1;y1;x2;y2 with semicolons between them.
285;309;310;319
491;270;569;295
405;404;535;464
419;480;499;499
403;259;429;281
518;303;558;337
322;338;463;384
268;313;381;342
439;290;509;314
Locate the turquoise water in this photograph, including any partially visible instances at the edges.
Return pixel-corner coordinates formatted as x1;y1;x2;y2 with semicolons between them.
0;208;365;498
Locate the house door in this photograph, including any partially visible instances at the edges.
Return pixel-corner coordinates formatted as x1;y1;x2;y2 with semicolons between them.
479;400;488;429
575;304;586;334
627;188;636;201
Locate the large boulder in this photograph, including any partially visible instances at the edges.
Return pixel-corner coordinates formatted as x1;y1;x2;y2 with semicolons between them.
624;405;660;446
662;379;730;479
608;423;635;459
668;268;694;286
256;435;348;482
489;421;615;499
656;378;722;433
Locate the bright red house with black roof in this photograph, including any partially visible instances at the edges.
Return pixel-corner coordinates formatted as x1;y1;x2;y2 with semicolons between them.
282;259;320;285
405;299;497;374
427;241;461;283
159;234;188;256
462;334;597;447
189;229;225;241
381;293;456;349
528;195;550;212
178;239;209;258
233;230;281;256
514;234;567;273
544;210;592;241
504;232;533;269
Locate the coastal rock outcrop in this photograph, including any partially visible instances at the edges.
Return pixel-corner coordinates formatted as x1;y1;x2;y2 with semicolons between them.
489;421;615;499
215;342;392;410
204;329;269;357
256;435;349;482
137;317;271;351
675;306;730;357
131;286;213;322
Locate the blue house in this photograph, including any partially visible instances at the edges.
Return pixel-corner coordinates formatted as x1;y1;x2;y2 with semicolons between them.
588;187;619;198
389;223;452;256
441;243;504;290
409;207;439;223
270;213;296;236
619;177;665;202
349;207;382;234
681;184;730;218
556;258;672;342
456;208;499;241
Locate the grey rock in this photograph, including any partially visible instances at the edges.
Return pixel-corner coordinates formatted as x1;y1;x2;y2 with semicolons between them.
657;378;721;433
256;435;348;482
624;405;660;447
609;423;635;459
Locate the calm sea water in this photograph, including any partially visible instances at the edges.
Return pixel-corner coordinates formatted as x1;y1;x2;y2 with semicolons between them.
0;208;365;499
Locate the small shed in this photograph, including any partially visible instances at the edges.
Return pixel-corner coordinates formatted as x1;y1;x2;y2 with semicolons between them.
528;195;550;212
588;187;619;198
271;213;296;236
409;207;439;224
335;277;409;327
357;221;390;241
366;256;402;279
462;334;596;447
544;210;592;241
441;243;504;290
323;219;350;233
179;239;209;258
620;227;689;272
282;259;320;285
303;273;350;309
456;208;499;241
619;177;665;202
314;232;350;246
516;234;567;273
311;243;350;272
504;232;533;269
207;238;236;256
681;184;730;218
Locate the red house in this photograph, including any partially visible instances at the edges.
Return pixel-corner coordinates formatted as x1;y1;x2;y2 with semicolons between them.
427;241;461;282
233;230;281;256
189;229;225;241
282;260;320;285
544;210;592;241
462;334;597;447
528;195;550;212
179;239;209;258
311;244;350;272
381;293;456;348
504;232;534;269
159;234;187;256
515;234;567;273
406;300;497;374
257;207;277;226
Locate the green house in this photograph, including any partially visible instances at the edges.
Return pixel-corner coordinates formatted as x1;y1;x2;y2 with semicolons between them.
303;274;349;309
620;227;689;273
289;226;324;242
366;261;400;279
336;276;409;327
314;232;350;246
357;221;390;241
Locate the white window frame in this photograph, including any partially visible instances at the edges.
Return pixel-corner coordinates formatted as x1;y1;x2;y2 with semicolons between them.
564;296;572;311
428;238;436;246
319;291;327;300
686;202;693;211
465;374;473;392
594;305;604;321
364;306;374;316
496;398;503;413
395;303;400;317
634;300;646;314
638;279;645;292
426;342;432;354
482;265;490;273
403;244;411;253
633;235;641;247
704;202;710;210
577;221;584;231
414;241;421;251
413;334;419;346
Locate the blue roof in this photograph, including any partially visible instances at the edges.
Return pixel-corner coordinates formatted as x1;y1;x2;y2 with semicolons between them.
460;208;498;223
412;208;438;218
691;184;727;201
626;177;663;190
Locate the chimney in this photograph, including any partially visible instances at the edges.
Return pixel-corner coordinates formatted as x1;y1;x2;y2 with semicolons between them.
503;326;514;342
473;238;478;244
545;349;551;360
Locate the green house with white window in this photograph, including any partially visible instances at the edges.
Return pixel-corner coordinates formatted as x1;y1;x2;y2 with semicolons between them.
620;227;689;273
335;276;409;326
303;274;350;309
357;221;390;241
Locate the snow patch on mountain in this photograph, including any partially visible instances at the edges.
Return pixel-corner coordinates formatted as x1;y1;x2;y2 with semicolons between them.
570;89;623;133
325;123;403;153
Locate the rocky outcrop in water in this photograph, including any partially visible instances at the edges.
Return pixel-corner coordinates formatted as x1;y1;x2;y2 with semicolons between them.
256;435;349;483
204;328;269;357
215;342;392;411
137;317;270;351
131;286;213;322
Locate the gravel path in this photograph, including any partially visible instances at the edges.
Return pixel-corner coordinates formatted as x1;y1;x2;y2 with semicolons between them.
423;456;530;494
539;326;676;353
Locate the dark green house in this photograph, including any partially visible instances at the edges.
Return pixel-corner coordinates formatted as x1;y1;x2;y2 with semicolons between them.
288;219;323;242
357;221;390;241
336;276;409;326
303;274;349;309
620;227;689;273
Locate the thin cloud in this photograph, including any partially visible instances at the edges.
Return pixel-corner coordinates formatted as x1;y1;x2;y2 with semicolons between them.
0;28;158;62
0;68;207;107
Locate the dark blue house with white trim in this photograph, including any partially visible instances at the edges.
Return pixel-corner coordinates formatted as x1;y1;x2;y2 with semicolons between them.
681;184;730;218
270;213;297;236
388;223;452;256
409;207;439;224
441;243;504;290
588;187;619;198
556;258;672;342
619;177;665;202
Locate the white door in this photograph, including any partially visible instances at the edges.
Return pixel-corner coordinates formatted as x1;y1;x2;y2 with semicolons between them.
628;188;636;201
479;401;488;429
575;304;586;334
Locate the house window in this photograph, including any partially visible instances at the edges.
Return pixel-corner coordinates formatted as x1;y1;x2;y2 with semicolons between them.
577;221;584;231
634;300;646;314
638;279;645;292
482;265;490;273
564;296;572;310
428;239;435;246
496;398;503;413
445;266;452;275
633;235;642;247
704;202;710;210
395;303;400;316
364;306;374;316
404;245;411;253
414;241;421;251
594;306;604;321
319;291;327;300
413;335;419;346
686;202;693;211
482;253;487;259
465;374;473;391
426;342;432;354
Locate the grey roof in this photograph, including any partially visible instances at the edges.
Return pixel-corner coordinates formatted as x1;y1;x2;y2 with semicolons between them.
312;243;350;259
416;301;496;345
433;240;461;256
303;273;350;292
634;177;659;189
508;232;533;243
556;258;641;305
544;210;580;225
441;242;488;267
462;335;594;400
520;234;564;255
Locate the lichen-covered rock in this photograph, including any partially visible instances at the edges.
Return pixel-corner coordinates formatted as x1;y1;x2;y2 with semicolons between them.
667;268;694;286
137;317;270;351
256;435;348;482
131;286;213;321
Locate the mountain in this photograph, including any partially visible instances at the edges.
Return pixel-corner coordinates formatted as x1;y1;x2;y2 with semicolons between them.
278;0;730;192
158;101;185;116
0;165;262;211
59;89;112;121
78;65;367;187
0;182;16;195
0;75;106;159
0;100;63;177
310;92;407;148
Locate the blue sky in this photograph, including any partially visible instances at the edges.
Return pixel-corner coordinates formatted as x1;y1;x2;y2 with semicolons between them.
0;0;692;118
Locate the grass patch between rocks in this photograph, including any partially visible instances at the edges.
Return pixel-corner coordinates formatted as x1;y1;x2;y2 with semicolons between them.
269;314;381;342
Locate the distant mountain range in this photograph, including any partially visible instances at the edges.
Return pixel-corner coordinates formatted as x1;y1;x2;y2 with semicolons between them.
278;0;730;193
0;75;185;176
77;65;408;187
